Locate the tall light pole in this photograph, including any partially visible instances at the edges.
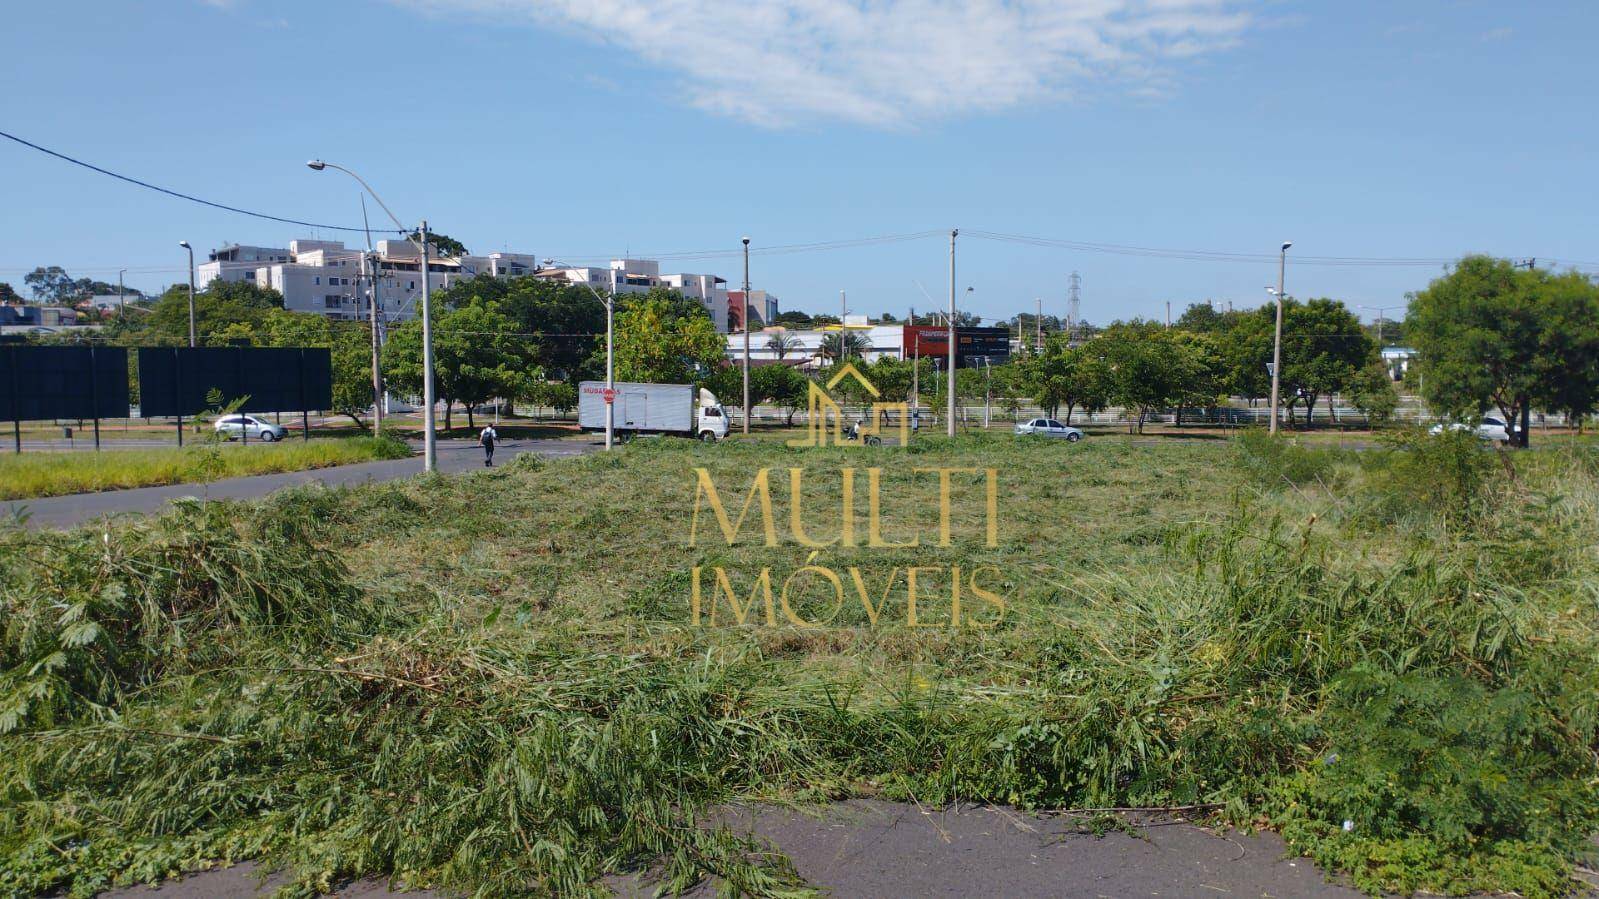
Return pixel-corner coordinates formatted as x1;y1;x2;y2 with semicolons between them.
178;241;196;347
742;236;751;435
362;251;383;436
307;160;437;470
947;229;958;437
1268;241;1291;435
544;259;615;450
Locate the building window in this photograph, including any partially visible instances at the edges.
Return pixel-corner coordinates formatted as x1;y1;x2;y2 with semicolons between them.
314;276;321;285
408;281;416;290
324;296;341;309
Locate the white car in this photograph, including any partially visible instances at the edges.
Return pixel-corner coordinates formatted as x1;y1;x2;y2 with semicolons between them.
1015;418;1085;442
1429;416;1513;444
214;414;288;442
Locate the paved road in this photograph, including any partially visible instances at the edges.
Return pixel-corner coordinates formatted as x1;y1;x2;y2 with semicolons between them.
97;801;1370;898
3;438;598;531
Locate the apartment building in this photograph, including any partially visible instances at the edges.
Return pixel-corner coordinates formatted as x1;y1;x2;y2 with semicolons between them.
726;289;779;331
194;239;535;322
537;259;734;332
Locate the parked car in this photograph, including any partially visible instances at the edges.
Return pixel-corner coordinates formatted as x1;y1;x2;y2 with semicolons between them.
1015;418;1084;441
214;414;288;442
1429;416;1514;444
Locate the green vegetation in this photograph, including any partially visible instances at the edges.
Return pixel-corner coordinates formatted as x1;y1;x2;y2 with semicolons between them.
0;436;411;500
3;432;1597;896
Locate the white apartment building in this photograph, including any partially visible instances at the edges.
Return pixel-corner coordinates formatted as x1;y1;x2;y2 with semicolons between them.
194;239;536;322
537;258;733;332
725;320;905;368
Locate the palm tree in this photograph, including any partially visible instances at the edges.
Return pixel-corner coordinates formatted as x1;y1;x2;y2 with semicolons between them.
818;330;870;362
765;332;802;359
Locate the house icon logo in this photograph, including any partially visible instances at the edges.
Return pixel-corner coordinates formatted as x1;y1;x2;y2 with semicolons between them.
786;362;910;448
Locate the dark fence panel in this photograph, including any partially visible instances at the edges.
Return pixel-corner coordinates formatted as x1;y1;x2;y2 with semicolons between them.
136;347;332;417
0;345;130;421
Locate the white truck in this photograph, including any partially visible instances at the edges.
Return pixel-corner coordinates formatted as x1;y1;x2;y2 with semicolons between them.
578;381;729;442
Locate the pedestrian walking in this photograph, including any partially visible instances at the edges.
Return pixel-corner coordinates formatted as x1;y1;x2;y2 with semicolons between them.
479;423;498;467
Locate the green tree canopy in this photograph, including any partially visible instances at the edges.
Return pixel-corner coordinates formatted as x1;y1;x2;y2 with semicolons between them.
1409;256;1599;444
607;290;722;384
408;230;469;258
438;274;604;380
385;300;540;431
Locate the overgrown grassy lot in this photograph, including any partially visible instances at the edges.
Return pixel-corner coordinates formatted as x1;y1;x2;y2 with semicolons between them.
0;436;412;500
3;430;1597;897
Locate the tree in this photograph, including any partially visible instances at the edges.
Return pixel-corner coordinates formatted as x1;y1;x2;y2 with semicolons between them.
1093;321;1194;433
1349;362;1400;426
1020;334;1109;424
753;364;811;427
386;300;539;431
440;274;603;380
607;291;722;384
1169;330;1226;426
0;283;17;304
131;279;286;346
1220;298;1373;426
771;310;814;328
1407;256;1599;447
408;230;469;258
765;332;802;359
24;266;72;302
817;330;869;362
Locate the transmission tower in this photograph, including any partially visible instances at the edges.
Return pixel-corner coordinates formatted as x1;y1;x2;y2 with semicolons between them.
1066;271;1082;340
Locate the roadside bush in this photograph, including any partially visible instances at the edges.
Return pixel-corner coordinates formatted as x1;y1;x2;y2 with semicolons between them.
1355;428;1501;528
1233;427;1345;490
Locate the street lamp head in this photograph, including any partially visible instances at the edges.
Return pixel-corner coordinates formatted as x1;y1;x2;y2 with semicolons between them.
306;160;327;171
741;236;750;246
178;240;190;249
1281;241;1293;252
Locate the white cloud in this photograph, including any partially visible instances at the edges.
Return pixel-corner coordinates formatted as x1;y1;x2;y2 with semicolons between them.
399;0;1254;127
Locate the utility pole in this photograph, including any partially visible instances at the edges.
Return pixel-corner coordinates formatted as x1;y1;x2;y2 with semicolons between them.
841;288;847;322
1166;301;1171;328
983;357;991;429
1269;241;1291;435
117;269;126;318
607;266;617;450
947;229;957;438
742;236;751;435
1035;297;1042;349
909;305;919;428
363;251;383;435
418;220;437;470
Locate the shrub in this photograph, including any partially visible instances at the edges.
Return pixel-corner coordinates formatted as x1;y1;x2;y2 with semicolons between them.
1356;428;1501;528
1233;427;1345;490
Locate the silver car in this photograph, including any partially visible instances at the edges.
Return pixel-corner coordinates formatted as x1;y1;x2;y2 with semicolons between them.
1015;418;1084;441
214;414;288;442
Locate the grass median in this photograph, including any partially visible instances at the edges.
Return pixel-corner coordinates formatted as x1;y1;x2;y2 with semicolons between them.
3;430;1598;896
0;435;413;500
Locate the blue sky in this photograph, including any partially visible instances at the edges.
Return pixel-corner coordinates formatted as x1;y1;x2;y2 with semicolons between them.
2;0;1594;326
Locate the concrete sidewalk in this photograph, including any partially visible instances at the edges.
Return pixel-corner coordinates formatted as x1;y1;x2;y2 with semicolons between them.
96;801;1367;898
2;438;597;531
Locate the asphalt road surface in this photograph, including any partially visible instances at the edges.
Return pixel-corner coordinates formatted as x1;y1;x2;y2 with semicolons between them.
3;437;598;530
96;801;1371;898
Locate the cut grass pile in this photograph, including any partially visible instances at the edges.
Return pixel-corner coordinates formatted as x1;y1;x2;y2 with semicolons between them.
2;430;1597;897
0;436;412;500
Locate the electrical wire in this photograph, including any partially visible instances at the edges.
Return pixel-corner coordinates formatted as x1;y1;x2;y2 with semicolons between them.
967;229;1599;271
0;129;404;234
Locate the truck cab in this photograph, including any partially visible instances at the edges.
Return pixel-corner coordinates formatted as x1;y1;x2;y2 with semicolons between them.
697;388;730;441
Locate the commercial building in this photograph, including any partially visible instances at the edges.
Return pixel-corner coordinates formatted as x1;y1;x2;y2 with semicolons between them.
724;321;1011;369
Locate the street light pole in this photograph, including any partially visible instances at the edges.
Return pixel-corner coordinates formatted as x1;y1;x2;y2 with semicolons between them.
117;269;126;318
742;236;751;435
1268;241;1291;435
363;251;383;436
178;241;196;347
417;220;437;470
306;160;438;470
947;229;957;437
543;259;614;450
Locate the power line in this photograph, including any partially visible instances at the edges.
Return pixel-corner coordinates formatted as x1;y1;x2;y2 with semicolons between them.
0;129;403;235
967;229;1599;271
